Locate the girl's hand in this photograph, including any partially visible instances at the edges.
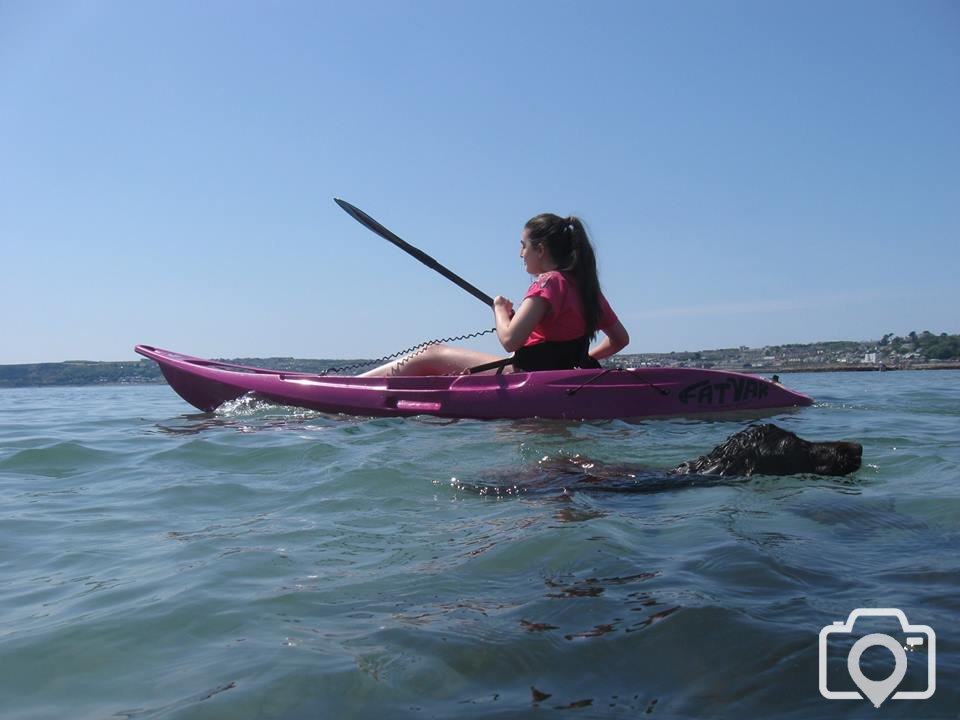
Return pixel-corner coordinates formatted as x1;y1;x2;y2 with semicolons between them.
494;295;547;352
493;295;514;318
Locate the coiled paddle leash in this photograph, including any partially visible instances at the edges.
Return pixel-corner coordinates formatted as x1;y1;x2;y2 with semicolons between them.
319;328;497;376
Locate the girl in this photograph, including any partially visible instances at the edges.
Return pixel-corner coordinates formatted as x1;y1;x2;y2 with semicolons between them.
360;213;629;376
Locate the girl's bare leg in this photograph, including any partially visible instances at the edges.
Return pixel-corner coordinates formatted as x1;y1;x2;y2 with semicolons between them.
358;344;507;377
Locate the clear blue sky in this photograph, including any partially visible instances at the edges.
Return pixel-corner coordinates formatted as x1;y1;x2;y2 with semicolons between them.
1;0;957;363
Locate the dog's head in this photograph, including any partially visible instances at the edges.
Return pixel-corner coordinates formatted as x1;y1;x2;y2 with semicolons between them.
674;424;862;477
752;432;862;476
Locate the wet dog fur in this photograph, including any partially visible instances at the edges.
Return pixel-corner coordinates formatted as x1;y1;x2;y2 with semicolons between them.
460;424;862;496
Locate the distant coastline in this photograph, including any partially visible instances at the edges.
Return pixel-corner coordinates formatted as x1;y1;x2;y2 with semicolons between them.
741;362;960;374
2;333;957;388
616;331;960;375
0;353;960;389
610;355;960;375
0;357;361;389
623;361;960;374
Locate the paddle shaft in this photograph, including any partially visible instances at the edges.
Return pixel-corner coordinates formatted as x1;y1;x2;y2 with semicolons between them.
335;198;495;307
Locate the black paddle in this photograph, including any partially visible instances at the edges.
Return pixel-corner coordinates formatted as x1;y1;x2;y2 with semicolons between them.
335;198;495;307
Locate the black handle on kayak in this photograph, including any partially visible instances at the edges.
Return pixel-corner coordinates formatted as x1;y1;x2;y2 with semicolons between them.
335;198;495;308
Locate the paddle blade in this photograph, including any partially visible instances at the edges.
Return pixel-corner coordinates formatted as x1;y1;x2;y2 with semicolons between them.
334;198;407;247
334;198;495;307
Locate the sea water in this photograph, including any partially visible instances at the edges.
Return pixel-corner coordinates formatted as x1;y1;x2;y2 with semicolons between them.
1;372;957;719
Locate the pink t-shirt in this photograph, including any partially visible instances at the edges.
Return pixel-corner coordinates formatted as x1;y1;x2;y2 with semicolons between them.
521;271;618;347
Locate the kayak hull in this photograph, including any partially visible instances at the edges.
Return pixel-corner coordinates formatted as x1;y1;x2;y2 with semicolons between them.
135;345;813;420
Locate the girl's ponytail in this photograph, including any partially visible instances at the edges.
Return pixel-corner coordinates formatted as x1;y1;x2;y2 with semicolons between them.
565;217;601;339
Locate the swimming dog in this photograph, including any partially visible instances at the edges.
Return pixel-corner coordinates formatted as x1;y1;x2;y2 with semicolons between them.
456;424;862;496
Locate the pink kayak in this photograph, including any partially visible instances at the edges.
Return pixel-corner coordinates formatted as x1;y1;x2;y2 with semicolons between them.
135;345;813;420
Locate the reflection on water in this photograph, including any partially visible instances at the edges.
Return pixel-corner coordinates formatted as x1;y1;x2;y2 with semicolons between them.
450;455;748;496
151;394;348;436
153;414;330;436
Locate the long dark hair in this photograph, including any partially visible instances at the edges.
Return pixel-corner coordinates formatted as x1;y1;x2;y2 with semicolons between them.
524;213;602;339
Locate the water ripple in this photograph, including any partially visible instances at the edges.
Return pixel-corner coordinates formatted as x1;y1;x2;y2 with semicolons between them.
0;375;958;718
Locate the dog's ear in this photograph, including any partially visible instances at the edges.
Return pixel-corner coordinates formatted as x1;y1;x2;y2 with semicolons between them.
683;425;765;476
718;425;766;475
726;446;759;476
753;431;806;475
703;443;759;476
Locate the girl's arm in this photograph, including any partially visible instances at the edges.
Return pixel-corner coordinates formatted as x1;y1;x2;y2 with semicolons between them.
589;320;630;360
494;296;548;352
